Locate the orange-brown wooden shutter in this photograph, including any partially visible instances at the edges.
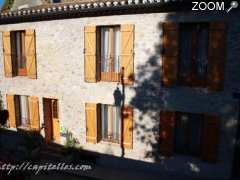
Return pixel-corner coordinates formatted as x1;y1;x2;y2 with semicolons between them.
2;31;13;77
122;107;133;149
120;24;134;85
202;115;220;163
28;96;40;131
207;22;226;91
85;103;98;143
84;26;97;83
6;95;16;128
162;22;178;87
159;111;176;156
25;29;37;79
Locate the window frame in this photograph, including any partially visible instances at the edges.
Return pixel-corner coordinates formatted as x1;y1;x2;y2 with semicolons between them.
14;95;30;129
97;25;121;82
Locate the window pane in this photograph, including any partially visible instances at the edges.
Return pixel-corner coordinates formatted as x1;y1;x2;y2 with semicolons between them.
189;114;203;156
16;32;22;68
175;113;190;154
20;31;26;69
101;105;108;139
113;27;120;73
101;28;109;72
112;106;121;142
179;27;192;75
196;27;208;78
20;95;29;126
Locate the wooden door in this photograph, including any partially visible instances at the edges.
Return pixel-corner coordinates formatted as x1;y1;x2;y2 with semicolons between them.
43;98;60;143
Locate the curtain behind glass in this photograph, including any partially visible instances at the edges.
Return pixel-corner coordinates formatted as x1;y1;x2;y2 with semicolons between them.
101;28;109;72
196;27;208;78
113;27;120;73
20;96;29;126
112;106;121;142
101;105;108;139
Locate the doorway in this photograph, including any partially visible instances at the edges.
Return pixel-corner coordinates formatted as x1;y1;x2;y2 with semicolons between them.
43;98;60;143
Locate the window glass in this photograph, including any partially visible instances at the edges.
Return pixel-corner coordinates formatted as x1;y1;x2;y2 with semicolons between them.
113;27;121;73
175;112;203;156
101;104;121;143
101;28;109;72
179;26;192;75
196;26;208;78
10;31;26;76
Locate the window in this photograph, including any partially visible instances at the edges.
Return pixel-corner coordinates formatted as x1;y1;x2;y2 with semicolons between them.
52;0;61;3
160;110;220;162
101;104;121;143
7;95;40;130
84;25;134;84
174;112;203;157
3;29;37;78
97;26;121;82
11;31;27;76
85;103;133;148
162;22;226;91
15;95;30;128
178;23;209;87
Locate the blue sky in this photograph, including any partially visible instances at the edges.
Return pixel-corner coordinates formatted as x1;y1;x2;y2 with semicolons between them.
0;0;4;9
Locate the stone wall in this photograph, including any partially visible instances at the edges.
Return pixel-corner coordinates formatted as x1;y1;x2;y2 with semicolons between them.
0;11;240;178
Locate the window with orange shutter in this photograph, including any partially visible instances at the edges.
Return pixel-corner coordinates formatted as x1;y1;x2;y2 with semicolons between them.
97;26;121;82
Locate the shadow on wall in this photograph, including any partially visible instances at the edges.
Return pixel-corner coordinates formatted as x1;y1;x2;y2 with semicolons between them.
117;12;240;178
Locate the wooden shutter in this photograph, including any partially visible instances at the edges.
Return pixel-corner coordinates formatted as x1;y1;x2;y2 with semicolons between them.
28;96;40;131
84;26;97;83
120;24;134;85
202;115;220;162
122;107;133;149
159;111;176;156
25;29;37;79
2;31;13;77
85;103;98;143
6;95;16;128
207;22;226;91
162;22;178;87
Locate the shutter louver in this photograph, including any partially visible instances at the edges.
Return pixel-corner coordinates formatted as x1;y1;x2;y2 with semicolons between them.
2;32;13;77
159;111;176;156
207;22;226;91
84;26;97;83
202;115;220;163
85;103;98;143
25;29;37;79
6;94;16;128
28;96;40;131
120;24;134;85
122;107;133;149
162;22;178;87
